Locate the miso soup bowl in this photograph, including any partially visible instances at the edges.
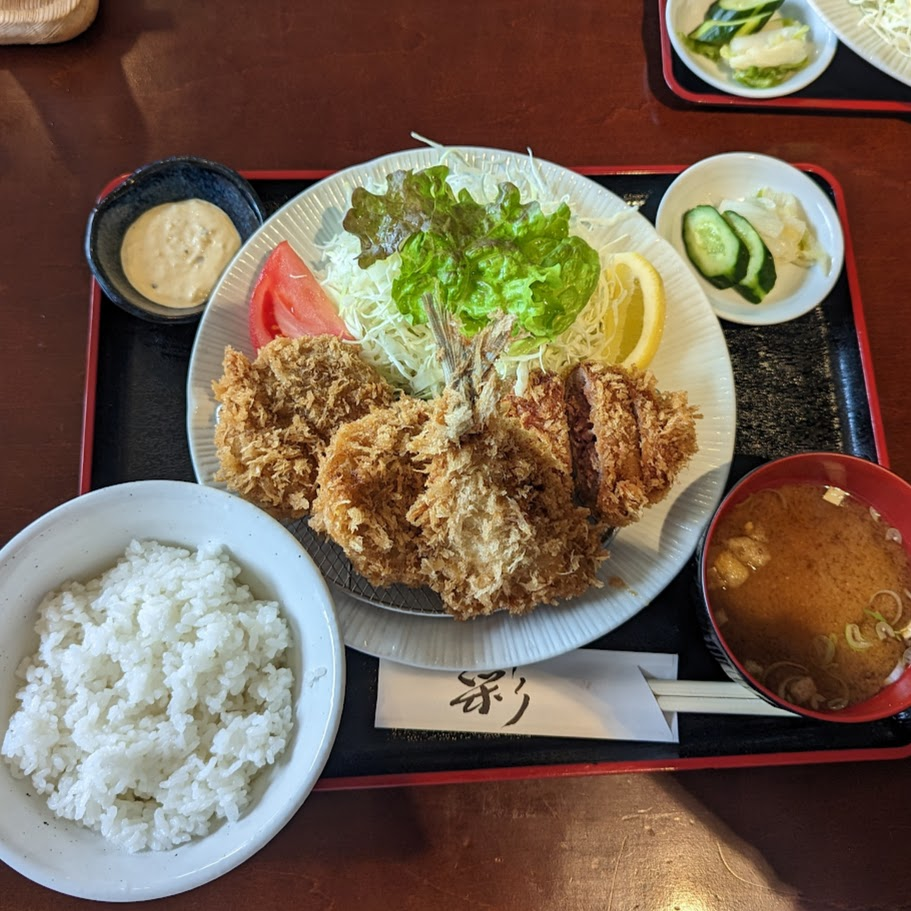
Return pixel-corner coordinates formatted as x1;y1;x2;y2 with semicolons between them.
696;452;911;724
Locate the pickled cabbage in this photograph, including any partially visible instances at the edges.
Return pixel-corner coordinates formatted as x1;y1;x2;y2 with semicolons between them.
718;188;829;272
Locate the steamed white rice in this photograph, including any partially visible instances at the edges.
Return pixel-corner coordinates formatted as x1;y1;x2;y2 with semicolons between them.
1;539;294;853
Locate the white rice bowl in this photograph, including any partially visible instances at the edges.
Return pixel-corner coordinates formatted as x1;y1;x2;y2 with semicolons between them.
0;480;345;901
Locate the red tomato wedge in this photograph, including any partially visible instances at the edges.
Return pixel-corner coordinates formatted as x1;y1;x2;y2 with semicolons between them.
248;240;352;351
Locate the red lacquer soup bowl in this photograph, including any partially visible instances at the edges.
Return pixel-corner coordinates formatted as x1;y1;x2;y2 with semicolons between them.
695;452;911;724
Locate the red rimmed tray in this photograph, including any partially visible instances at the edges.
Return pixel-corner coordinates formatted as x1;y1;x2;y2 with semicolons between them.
81;164;909;789
657;0;911;114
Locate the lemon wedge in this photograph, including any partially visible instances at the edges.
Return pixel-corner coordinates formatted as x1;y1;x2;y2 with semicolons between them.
603;252;666;369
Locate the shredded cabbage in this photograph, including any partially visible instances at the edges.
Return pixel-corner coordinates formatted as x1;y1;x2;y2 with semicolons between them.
848;0;911;59
318;151;637;398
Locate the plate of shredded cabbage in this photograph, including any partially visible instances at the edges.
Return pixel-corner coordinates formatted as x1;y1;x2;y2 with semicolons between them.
807;0;911;88
186;145;736;671
666;0;839;99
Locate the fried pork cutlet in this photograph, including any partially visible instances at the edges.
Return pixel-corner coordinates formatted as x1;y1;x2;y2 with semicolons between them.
310;396;431;589
565;363;700;527
212;334;394;519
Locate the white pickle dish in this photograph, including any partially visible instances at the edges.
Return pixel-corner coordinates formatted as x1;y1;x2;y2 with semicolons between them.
655;151;845;326
666;0;839;99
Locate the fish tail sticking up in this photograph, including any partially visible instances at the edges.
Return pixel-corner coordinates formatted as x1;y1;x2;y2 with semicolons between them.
421;292;518;440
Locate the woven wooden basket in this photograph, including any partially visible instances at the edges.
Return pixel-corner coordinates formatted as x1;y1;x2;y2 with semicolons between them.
0;0;98;44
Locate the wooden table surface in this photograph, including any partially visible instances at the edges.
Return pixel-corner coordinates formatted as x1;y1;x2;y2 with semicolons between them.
2;2;910;908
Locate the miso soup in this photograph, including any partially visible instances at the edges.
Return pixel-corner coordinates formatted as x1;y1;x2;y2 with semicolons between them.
706;483;911;711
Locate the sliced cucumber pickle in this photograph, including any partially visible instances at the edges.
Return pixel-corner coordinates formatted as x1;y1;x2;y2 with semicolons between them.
681;205;749;289
685;0;784;54
722;209;777;303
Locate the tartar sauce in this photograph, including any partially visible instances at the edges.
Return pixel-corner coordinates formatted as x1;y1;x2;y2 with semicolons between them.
120;198;241;309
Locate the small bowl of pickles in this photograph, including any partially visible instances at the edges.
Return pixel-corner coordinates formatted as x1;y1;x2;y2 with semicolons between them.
655;151;845;325
665;0;838;100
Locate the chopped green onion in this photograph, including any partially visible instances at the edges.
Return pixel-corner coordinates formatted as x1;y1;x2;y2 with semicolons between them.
845;623;872;650
811;633;836;667
869;589;903;626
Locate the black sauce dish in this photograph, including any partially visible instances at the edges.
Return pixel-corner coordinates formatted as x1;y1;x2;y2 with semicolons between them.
85;156;264;324
695;452;911;724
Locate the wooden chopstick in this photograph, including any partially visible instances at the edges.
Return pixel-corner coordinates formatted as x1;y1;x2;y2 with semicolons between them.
646;678;798;718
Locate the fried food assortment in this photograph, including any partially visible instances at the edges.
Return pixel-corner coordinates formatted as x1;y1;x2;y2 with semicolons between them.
212;335;394;518
310;308;609;618
213;314;701;620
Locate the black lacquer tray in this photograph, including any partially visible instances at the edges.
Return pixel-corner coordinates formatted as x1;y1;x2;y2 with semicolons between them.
81;166;910;788
657;0;911;114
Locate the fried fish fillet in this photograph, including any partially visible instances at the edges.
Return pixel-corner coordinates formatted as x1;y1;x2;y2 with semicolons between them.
407;406;607;620
565;363;700;527
212;334;394;518
406;306;607;619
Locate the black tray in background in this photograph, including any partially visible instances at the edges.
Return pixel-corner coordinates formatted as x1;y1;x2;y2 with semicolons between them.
657;0;911;114
84;168;910;784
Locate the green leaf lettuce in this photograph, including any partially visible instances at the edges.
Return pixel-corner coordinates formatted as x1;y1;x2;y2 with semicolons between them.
342;165;601;341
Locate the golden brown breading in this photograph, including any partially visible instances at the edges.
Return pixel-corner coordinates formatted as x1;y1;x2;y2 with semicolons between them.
500;370;573;475
212;334;394;518
566;363;700;527
310;396;431;588
306;304;610;619
407;409;608;619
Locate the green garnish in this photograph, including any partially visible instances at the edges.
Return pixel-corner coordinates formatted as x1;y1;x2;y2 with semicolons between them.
342;165;601;341
728;61;808;88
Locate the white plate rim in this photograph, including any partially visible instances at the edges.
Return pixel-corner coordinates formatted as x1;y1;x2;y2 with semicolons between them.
654;151;846;326
807;0;911;88
186;146;737;671
665;0;839;99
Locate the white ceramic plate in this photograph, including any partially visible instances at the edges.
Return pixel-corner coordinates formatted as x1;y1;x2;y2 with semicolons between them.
655;152;845;326
186;146;736;671
666;0;838;98
808;0;911;88
0;481;345;901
